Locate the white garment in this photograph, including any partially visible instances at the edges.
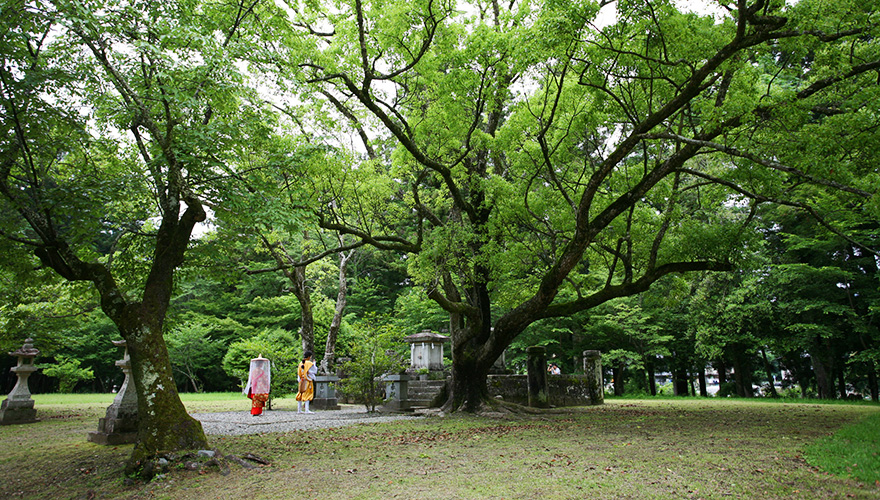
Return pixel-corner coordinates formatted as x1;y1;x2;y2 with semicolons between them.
243;357;271;395
297;361;318;384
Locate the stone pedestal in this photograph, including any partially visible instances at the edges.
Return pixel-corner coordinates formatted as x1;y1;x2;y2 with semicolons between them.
312;375;340;410
382;374;411;412
527;346;550;408
583;350;604;405
0;338;40;425
88;340;138;445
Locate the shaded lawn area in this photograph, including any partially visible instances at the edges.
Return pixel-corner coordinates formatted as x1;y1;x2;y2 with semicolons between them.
0;396;877;499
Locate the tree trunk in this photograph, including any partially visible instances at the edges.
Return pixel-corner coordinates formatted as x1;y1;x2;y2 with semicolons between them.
810;349;833;399
836;363;847;399
321;249;353;374
868;365;879;403
646;357;657;396
443;344;490;412
122;312;207;474
672;367;688;396
26;201;210;476
291;266;315;354
613;362;625;396
732;353;753;398
716;359;728;385
698;367;708;397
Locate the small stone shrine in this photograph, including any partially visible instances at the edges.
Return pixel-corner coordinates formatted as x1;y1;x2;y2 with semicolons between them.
0;338;40;425
405;330;449;372
88;340;138;444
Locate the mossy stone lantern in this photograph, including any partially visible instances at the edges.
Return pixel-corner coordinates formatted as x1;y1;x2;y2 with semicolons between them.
0;338;40;425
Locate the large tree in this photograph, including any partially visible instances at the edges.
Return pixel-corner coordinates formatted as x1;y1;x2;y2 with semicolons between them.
266;0;880;411
0;0;275;473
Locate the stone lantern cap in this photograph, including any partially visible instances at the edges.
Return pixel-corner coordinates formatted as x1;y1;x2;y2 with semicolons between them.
404;331;450;344
9;338;39;358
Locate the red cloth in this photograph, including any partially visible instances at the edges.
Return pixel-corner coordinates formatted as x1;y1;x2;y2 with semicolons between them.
248;391;269;415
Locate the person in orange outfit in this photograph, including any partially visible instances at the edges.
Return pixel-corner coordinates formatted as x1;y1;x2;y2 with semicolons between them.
296;351;317;413
244;355;271;416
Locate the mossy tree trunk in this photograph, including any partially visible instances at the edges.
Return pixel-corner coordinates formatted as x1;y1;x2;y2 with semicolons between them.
122;313;207;472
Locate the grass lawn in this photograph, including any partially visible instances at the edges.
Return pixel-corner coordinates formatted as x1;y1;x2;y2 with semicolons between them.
0;394;878;499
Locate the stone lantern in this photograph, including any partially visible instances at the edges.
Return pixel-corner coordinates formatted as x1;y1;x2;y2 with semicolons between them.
0;338;40;425
88;340;138;444
404;330;449;372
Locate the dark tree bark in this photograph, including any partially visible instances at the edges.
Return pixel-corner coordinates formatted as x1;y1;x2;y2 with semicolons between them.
613;362;625;396
732;351;753;398
810;349;833;399
836;364;847;399
716;359;728;385
646;357;657;396
261;234;315;354
698;367;708;398
672;367;688;396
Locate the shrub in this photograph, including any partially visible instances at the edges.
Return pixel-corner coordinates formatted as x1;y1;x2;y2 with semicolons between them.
337;316;406;412
39;356;94;393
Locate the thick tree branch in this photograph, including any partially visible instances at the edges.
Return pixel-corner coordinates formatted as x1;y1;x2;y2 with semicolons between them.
539;260;733;320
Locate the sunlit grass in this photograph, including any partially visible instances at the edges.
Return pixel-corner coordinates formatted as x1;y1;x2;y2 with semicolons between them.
805;411;880;484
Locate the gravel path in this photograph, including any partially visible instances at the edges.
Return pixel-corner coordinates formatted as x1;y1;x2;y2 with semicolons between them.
192;405;422;436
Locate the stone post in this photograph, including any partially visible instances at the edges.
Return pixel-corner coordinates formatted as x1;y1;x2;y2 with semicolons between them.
527;346;550;408
88;340;138;444
583;350;604;405
312;375;340;410
381;374;410;412
0;338;40;425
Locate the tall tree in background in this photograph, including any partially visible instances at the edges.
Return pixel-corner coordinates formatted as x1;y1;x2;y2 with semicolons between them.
267;0;880;410
0;0;276;473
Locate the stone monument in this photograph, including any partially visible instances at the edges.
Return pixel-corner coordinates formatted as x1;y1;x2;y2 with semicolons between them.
404;330;449;372
583;350;604;405
88;340;138;444
0;338;40;425
527;345;550;408
382;373;411;412
312;374;340;410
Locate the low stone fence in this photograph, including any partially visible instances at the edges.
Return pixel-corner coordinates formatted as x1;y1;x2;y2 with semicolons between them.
488;374;601;407
382;349;604;411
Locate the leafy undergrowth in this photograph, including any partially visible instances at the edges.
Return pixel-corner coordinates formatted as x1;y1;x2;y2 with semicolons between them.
0;397;877;499
805;410;880;485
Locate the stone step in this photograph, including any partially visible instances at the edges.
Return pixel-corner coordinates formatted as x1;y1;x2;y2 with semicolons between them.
409;386;442;394
406;379;445;408
408;381;445;390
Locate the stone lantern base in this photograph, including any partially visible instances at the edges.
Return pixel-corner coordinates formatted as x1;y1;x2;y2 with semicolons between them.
0;398;39;425
87;409;139;445
88;339;138;445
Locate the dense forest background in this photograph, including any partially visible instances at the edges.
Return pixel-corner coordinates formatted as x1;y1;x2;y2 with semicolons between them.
3;202;878;401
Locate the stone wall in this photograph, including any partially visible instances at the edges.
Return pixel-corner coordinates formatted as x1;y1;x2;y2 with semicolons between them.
487;374;600;407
